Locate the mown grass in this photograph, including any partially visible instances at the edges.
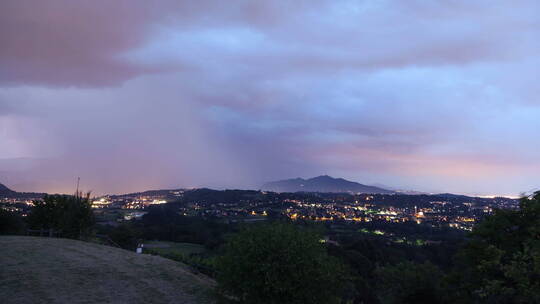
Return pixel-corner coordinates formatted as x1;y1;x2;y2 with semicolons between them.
0;236;215;304
144;241;218;278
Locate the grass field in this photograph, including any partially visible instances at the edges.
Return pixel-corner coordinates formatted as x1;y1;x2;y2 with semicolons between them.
144;241;207;256
0;236;215;304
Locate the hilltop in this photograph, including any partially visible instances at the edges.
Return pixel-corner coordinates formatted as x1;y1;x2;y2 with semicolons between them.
261;175;395;194
0;183;16;196
0;182;46;199
0;236;214;304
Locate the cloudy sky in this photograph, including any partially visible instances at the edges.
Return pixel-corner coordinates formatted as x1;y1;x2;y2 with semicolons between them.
1;0;539;196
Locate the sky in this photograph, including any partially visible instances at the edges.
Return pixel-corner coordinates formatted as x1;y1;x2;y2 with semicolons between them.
0;0;539;196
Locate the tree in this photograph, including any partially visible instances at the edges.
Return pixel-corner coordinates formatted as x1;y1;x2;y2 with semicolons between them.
27;193;94;239
375;261;444;304
108;223;141;250
0;209;26;234
216;222;345;304
448;191;540;303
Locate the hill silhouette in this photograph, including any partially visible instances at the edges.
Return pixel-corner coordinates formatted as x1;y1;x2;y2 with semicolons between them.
0;183;46;199
262;175;395;194
0;183;16;196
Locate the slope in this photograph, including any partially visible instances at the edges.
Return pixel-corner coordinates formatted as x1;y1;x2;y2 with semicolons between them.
0;236;214;304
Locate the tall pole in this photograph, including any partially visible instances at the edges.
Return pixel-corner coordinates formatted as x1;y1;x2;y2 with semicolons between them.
76;177;80;196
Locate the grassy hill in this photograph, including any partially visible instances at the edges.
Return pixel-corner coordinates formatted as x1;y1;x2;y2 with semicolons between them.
0;236;215;304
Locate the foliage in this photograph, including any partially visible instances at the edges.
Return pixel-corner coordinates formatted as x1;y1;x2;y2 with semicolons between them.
145;247;217;277
216;222;345;304
375;261;444;304
138;205;233;249
107;223;141;250
27;193;94;239
0;209;26;234
327;244;378;303
448;191;540;303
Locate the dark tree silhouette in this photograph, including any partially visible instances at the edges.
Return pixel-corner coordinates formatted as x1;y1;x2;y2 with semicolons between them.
448;191;540;303
0;209;26;235
28;192;94;239
216;222;345;304
375;261;444;304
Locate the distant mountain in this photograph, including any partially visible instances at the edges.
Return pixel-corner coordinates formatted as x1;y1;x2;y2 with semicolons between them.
261;175;395;194
434;193;474;199
0;183;16;196
0;182;45;199
368;183;428;195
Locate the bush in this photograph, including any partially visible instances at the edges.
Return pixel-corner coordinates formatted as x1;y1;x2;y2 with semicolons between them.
108;224;140;250
216;223;345;304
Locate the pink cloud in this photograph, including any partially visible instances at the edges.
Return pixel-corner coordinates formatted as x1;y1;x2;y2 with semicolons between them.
0;0;165;86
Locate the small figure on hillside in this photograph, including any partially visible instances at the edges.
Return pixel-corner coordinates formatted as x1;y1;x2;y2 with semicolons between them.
136;243;144;254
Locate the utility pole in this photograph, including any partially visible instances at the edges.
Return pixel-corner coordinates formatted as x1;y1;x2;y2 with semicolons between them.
75;177;80;196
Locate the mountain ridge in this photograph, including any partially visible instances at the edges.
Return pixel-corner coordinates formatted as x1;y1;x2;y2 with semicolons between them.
0;182;46;199
0;183;16;196
261;175;395;194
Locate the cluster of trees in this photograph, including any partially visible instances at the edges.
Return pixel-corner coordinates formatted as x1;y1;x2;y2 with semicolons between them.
0;193;94;239
0;208;26;234
213;221;451;303
216;223;345;304
96;204;235;250
27;193;94;239
215;192;540;303
446;191;540;303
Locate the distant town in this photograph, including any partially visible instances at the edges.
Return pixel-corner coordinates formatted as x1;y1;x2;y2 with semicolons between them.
2;182;519;233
